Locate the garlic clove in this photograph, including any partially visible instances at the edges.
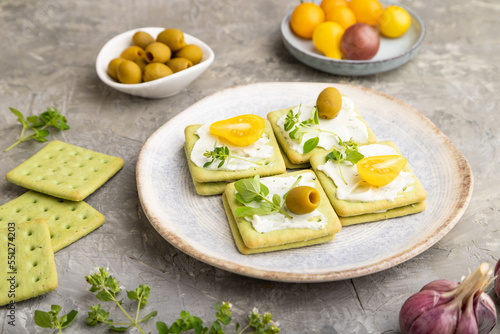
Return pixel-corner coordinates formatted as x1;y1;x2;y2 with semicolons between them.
456;297;478;334
475;293;497;334
399;289;443;333
421;279;459;293
408;303;458;334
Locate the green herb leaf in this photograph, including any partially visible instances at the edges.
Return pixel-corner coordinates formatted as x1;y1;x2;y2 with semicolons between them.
34;310;54;328
303;137;319;153
61;310;78;328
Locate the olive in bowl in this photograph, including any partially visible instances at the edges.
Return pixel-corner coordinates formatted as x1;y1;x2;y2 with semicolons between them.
96;27;215;98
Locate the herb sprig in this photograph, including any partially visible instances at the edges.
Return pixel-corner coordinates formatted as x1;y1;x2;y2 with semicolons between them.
234;175;302;220
34;305;78;334
5;107;70;152
34;267;280;333
203;142;263;168
85;267;157;333
326;138;364;185
283;106;339;153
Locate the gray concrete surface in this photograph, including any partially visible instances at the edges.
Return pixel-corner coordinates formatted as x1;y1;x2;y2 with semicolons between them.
1;0;499;333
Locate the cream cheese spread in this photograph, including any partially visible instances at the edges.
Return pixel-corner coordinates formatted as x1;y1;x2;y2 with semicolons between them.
191;124;275;171
317;144;415;202
237;172;327;233
276;96;369;154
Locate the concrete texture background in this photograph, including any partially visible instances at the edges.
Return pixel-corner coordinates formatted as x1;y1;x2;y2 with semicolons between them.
0;0;499;333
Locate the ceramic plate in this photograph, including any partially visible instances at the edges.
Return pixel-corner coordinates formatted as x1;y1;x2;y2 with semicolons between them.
281;2;425;76
136;82;473;282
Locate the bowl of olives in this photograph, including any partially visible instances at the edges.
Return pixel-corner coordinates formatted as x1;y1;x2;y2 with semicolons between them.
96;27;215;98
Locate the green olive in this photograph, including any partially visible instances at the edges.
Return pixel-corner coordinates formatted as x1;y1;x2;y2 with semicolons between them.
134;56;148;72
120;46;145;61
157;28;186;52
174;44;203;65
166;57;193;73
143;63;173;82
117;60;142;84
107;58;125;81
144;42;171;63
316;87;342;119
285;186;320;215
132;31;155;49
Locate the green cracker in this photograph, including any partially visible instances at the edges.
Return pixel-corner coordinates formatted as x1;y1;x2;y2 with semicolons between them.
338;202;427;226
0;191;105;252
6;140;124;201
222;170;341;254
184;120;286;195
222;194;335;255
267;103;377;165
310;141;427;225
0;219;58;306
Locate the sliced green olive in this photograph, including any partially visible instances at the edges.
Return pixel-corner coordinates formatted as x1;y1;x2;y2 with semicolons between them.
285;186;320;215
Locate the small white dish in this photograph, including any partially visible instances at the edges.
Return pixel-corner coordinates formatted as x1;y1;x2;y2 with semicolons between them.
281;2;425;76
96;27;215;98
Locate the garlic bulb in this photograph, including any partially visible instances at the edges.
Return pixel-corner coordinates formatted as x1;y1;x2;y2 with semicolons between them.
399;263;497;334
494;259;500;299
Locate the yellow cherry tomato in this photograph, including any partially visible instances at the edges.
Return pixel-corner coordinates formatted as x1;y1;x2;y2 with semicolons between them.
290;2;325;39
379;5;411;38
356;155;407;187
209;115;265;147
348;0;383;27
325;5;357;30
320;0;348;14
313;21;344;59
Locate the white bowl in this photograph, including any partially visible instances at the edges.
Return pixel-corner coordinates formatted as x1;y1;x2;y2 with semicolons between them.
96;27;215;98
281;2;425;76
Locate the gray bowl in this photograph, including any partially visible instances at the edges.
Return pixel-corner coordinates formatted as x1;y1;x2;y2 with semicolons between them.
281;2;425;76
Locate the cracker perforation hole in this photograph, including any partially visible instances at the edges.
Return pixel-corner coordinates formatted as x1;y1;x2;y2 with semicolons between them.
54;216;60;221
43;207;49;212
48;156;54;159
78;164;85;168
27;230;33;236
87;156;94;160
34;276;41;282
32;199;38;204
102;160;109;164
50;234;54;239
65;225;71;229
26;217;32;221
93;168;99;172
58;147;65;151
71;206;77;211
29;245;36;251
16;208;21;213
33;261;38;267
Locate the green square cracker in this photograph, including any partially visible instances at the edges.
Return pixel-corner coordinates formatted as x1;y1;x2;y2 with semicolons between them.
339;202;426;226
184;120;286;195
310;141;427;224
222;193;335;255
267;103;377;165
6;140;124;201
0;191;105;252
222;170;342;254
0;219;58;306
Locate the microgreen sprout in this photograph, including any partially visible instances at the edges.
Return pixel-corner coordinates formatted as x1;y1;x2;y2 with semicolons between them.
283;106;339;153
233;175;302;220
325;138;364;185
203;142;264;168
